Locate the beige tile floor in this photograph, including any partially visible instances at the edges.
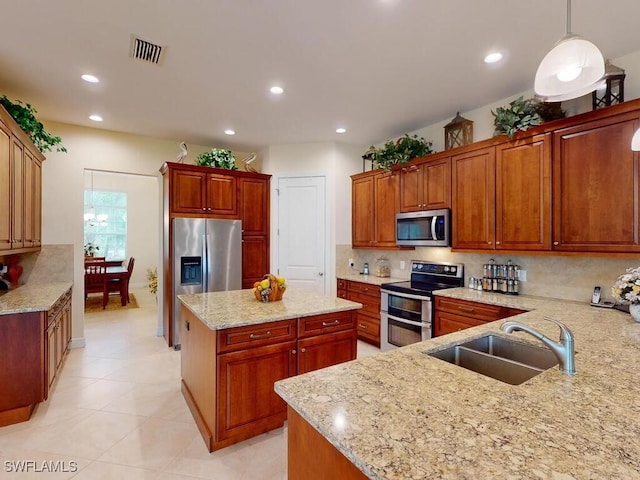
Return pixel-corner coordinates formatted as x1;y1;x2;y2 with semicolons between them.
0;288;380;479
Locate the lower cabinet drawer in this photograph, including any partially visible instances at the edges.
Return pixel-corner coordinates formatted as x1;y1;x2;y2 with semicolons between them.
434;311;485;337
347;291;381;318
298;311;355;338
217;319;297;353
435;297;509;322
356;313;380;345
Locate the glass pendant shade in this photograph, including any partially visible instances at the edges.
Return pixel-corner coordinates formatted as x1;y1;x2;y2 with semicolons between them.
631;128;640;151
534;34;605;101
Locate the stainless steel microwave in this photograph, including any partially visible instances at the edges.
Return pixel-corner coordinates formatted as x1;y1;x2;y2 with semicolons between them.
396;209;450;247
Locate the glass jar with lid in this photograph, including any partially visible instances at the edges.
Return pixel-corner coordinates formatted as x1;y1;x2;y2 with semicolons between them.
375;257;391;277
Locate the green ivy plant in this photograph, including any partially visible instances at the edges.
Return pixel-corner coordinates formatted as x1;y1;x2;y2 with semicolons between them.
195;148;237;170
0;95;66;153
367;134;433;171
492;96;542;139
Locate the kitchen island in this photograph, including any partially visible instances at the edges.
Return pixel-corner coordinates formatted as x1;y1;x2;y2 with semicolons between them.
177;288;362;452
275;289;640;479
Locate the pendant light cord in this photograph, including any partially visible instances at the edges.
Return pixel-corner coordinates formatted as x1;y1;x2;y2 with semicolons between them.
566;0;572;35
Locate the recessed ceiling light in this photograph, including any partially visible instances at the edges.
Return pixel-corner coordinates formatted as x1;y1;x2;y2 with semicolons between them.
89;114;103;122
335;128;347;134
270;86;284;95
484;52;503;64
81;74;100;83
224;129;235;135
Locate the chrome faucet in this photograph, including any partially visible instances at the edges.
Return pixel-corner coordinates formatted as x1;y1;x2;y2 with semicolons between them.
500;317;576;375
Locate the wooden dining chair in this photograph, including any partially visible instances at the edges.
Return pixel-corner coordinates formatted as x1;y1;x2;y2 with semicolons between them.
84;262;108;309
107;257;135;304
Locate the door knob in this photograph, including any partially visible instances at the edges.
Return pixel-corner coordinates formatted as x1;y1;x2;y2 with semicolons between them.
319;272;324;276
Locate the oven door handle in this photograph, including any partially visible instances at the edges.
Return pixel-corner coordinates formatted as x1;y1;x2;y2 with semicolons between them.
381;289;433;302
385;313;430;327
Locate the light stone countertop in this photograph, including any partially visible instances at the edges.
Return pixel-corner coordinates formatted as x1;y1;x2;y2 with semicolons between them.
275;287;640;479
178;288;362;330
0;282;73;315
337;273;408;286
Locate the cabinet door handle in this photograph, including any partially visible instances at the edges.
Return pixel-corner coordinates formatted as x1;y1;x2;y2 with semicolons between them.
249;331;272;340
322;320;341;327
359;323;367;329
185;321;190;331
458;306;475;313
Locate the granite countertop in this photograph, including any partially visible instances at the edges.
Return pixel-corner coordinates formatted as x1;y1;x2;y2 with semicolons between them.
178;288;362;330
0;282;73;315
337;273;407;286
275;288;640;479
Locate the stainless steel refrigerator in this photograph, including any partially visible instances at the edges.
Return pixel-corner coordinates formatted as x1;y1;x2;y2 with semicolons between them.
172;217;242;348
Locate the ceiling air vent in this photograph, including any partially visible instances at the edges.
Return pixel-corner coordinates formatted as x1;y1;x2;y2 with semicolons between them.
129;35;166;65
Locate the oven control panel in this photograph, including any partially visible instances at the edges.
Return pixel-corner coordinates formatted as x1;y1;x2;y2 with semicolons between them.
411;261;464;278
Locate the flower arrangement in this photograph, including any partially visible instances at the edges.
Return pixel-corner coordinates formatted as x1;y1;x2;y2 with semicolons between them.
611;267;640;304
146;267;158;295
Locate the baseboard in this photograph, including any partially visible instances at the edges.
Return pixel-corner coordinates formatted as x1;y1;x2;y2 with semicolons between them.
69;337;86;349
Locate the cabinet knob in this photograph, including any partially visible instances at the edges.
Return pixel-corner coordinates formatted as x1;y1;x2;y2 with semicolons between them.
202;207;206;211
496;241;501;245
292;349;297;355
301;348;306;353
553;241;559;246
487;241;493;245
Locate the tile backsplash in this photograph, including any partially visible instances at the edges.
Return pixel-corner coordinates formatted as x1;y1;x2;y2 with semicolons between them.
336;245;637;303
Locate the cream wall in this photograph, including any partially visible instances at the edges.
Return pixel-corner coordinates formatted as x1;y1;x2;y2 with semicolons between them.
41;122;225;346
263;142;363;296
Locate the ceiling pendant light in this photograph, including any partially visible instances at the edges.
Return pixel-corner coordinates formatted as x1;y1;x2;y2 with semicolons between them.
84;171;108;226
534;0;605;102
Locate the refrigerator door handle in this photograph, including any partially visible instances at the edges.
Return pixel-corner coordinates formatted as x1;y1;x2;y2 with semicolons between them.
202;234;208;292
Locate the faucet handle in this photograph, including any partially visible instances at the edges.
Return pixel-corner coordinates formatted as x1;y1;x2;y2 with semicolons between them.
542;317;574;342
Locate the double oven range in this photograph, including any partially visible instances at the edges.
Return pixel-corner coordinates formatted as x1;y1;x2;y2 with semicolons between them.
380;260;464;351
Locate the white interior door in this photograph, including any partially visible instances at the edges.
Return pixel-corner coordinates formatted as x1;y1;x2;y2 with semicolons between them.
277;176;326;294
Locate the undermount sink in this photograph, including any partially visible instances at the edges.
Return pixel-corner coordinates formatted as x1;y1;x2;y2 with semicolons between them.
427;334;559;385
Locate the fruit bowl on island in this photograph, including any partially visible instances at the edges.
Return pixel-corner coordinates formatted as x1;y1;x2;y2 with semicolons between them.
253;274;286;302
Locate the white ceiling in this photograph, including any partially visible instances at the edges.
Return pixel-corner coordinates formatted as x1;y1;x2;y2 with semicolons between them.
1;0;639;152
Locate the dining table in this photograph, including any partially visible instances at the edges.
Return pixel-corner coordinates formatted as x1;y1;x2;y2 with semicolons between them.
106;265;129;306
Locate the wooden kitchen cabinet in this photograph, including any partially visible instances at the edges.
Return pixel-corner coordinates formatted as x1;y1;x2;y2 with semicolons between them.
181;306;358;452
0;287;71;427
399;155;451;212
351;169;400;249
217;340;296;443
451;146;496;250
495;133;551;251
169;167;238;217
552;110;640;253
452;134;551;252
338;279;381;346
0;106;44;254
239;176;270;288
434;296;525;337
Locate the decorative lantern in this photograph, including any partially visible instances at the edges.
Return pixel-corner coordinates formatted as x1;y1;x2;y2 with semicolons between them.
361;147;376;172
592;61;625;110
444;112;473;150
